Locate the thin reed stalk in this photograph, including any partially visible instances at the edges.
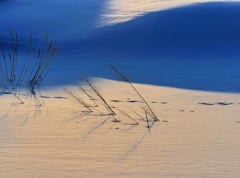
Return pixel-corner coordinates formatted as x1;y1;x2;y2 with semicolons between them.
85;79;119;122
65;89;93;113
76;83;99;107
109;65;159;121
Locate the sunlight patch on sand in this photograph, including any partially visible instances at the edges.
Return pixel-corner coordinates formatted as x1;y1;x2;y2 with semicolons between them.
99;0;240;26
1;78;240;177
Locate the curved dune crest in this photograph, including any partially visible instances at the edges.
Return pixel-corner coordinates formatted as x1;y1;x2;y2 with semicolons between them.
2;1;240;92
59;2;240;92
100;0;240;25
76;2;240;58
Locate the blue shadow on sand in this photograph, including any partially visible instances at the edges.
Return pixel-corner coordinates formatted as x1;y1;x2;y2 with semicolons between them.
55;2;240;93
69;2;240;59
1;1;240;93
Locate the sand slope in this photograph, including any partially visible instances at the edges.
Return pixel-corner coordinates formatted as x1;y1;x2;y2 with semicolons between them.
1;79;240;177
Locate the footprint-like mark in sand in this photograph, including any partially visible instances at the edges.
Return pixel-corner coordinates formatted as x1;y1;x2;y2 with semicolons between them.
0;91;12;95
40;95;67;99
199;102;234;106
216;102;233;106
110;100;122;103
110;100;168;104
53;96;67;99
198;102;215;106
40;96;51;99
127;100;143;103
160;102;168;104
198;102;234;106
151;101;168;104
179;110;195;112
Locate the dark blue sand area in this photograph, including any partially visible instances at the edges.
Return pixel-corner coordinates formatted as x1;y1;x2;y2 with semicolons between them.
1;1;240;92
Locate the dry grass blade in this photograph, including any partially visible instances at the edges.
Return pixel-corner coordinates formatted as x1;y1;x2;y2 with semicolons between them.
85;79;119;122
143;108;151;135
76;83;99;107
109;65;159;121
65;89;93;113
0;82;24;104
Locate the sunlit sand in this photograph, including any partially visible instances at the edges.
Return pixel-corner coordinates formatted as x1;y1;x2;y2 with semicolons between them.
1;0;240;177
100;0;240;25
1;79;240;177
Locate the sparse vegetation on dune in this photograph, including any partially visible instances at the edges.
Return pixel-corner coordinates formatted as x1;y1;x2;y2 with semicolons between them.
0;29;159;136
0;29;59;105
0;28;159;138
65;67;160;134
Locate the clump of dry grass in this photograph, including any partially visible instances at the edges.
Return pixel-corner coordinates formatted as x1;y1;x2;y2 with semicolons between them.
0;29;59;105
65;75;162;158
66;78;120;122
66;72;161;135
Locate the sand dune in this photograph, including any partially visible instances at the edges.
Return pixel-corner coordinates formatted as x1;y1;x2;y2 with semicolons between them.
55;2;240;92
72;2;240;58
1;78;240;177
1;1;240;177
2;1;240;92
100;0;240;25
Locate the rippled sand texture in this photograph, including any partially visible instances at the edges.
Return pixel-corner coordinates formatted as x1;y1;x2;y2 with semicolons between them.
1;79;240;177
